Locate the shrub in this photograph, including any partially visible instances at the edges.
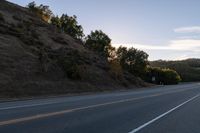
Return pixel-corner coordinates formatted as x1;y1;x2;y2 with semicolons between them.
146;67;181;85
51;36;68;45
17;23;24;29
58;50;82;80
0;12;4;21
23;20;32;29
109;59;123;80
7;24;24;37
31;30;39;39
27;2;53;22
160;69;182;85
61;59;81;79
13;15;22;21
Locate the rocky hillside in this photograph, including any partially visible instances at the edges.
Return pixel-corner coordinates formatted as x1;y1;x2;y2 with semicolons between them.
0;0;147;98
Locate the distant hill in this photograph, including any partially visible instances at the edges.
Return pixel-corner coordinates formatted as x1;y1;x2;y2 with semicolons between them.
0;1;148;98
150;59;200;82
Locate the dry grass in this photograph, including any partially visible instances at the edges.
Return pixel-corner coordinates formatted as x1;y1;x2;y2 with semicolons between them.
0;0;147;98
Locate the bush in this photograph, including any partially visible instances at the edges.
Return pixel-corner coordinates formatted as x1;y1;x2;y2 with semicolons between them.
51;36;68;45
13;15;22;21
61;59;81;79
146;67;181;85
7;24;24;37
58;50;82;80
161;69;182;85
27;2;53;22
0;12;4;21
109;59;123;80
23;20;32;29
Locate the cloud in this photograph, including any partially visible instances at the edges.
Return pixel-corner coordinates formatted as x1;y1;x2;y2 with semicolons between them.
113;39;200;51
113;39;200;60
169;39;200;51
177;35;200;39
113;43;170;50
174;26;200;33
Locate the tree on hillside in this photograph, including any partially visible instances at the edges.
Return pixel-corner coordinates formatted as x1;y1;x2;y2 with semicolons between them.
60;14;84;40
51;14;84;40
27;1;53;22
51;15;61;28
27;1;36;10
116;46;149;77
116;46;128;68
85;30;114;58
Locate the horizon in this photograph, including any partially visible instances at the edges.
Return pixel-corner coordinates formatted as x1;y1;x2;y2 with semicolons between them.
8;0;200;61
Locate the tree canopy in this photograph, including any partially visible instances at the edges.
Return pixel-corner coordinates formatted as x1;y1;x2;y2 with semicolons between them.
146;67;181;85
85;30;114;58
27;1;53;22
51;14;84;40
26;1;182;85
116;46;149;77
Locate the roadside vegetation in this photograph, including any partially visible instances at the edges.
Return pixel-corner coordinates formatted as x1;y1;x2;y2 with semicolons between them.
145;67;181;85
26;1;182;85
150;59;200;82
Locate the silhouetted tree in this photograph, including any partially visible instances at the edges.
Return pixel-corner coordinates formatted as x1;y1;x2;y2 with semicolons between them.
60;14;84;40
116;46;149;77
51;14;84;40
85;30;114;58
51;15;61;28
27;1;36;10
27;1;53;22
146;67;181;85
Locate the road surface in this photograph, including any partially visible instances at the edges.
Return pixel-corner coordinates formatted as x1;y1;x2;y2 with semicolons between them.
0;83;200;133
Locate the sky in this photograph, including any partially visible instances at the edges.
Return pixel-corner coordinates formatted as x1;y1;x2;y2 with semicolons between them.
8;0;200;60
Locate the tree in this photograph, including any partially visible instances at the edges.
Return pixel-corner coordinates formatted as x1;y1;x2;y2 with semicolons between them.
85;30;113;58
51;15;61;28
116;46;149;77
107;44;116;61
146;67;181;85
27;1;36;10
116;46;128;68
27;1;53;22
60;14;84;40
38;4;53;22
51;14;84;40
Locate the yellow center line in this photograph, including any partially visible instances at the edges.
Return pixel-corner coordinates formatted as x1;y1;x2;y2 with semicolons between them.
0;87;198;126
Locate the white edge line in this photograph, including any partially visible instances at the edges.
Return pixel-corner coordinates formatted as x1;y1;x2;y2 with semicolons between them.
0;93;199;126
128;94;200;133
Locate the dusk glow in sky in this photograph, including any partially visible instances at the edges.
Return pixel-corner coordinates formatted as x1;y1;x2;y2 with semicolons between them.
8;0;200;60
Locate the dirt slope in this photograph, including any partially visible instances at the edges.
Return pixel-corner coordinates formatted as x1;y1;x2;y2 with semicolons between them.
0;0;147;98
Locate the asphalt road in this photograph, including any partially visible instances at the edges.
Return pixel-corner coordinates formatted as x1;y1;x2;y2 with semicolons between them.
0;83;200;133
